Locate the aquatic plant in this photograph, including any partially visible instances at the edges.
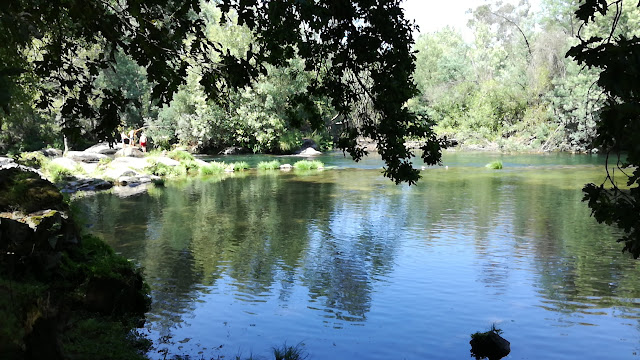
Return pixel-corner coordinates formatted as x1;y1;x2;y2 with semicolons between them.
257;160;281;170
200;161;228;175
232;161;250;171
273;343;307;360
293;160;324;170
485;160;503;170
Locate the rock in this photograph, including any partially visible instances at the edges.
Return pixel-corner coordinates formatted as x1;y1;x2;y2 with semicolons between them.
0;156;15;166
103;168;139;180
108;156;149;171
24;316;63;360
112;183;150;198
301;138;318;150
64;150;108;163
84;142;121;155
279;164;293;170
115;147;144;158
117;176;138;186
194;158;209;167
151;156;180;167
0;167;64;213
220;146;251;155
40;148;63;157
470;330;511;360
85;271;148;316
49;157;79;172
297;147;322;156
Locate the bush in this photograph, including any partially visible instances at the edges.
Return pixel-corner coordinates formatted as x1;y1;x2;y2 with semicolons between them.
485;160;503;170
293;160;324;170
257;160;280;170
16;151;50;168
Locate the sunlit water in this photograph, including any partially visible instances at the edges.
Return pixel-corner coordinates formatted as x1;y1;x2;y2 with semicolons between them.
73;152;640;359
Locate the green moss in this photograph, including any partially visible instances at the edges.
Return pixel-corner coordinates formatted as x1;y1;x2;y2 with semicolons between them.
63;316;150;360
0;168;64;212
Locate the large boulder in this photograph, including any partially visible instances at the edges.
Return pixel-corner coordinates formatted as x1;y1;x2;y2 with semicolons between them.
219;146;251;155
84;142;121;155
115;147;144;158
0;156;15;166
297;147;322;156
150;156;180;167
40;148;63;157
0;167;64;213
64;151;108;163
50;157;79;172
108;156;149;171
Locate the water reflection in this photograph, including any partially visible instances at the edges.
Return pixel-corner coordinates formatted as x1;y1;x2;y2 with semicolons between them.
74;159;640;359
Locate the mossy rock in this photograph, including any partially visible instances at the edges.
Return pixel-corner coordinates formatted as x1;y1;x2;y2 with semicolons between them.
0;167;64;213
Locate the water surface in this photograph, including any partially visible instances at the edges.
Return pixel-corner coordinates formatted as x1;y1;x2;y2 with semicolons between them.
74;152;640;359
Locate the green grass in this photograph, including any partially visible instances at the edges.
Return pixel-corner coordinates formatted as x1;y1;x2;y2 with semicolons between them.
167;149;195;162
257;160;281;170
200;161;228;175
293;160;324;170
232;161;250;171
485;160;503;170
43;162;75;182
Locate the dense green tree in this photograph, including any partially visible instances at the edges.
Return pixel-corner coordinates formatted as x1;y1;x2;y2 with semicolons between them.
568;0;640;257
1;0;444;183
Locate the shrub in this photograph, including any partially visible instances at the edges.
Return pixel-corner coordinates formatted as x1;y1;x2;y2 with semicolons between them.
485;160;503;170
16;151;49;168
293;160;324;170
257;160;280;170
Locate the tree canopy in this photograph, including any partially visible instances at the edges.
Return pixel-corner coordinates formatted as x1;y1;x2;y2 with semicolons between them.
567;0;640;257
0;0;445;184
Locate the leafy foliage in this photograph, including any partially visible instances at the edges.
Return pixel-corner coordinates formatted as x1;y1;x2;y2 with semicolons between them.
1;0;446;184
567;1;640;257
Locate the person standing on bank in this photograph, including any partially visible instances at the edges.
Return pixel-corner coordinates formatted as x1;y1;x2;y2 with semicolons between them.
139;132;148;152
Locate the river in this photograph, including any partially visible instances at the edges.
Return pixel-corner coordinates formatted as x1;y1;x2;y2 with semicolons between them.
73;151;640;359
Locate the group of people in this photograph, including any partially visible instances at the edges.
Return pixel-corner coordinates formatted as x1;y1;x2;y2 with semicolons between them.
121;127;148;152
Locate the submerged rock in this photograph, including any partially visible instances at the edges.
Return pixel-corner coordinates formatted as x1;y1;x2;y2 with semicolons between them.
115;147;144;158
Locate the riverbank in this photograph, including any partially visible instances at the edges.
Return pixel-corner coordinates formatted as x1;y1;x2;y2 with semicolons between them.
2;146;326;198
0;165;150;359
